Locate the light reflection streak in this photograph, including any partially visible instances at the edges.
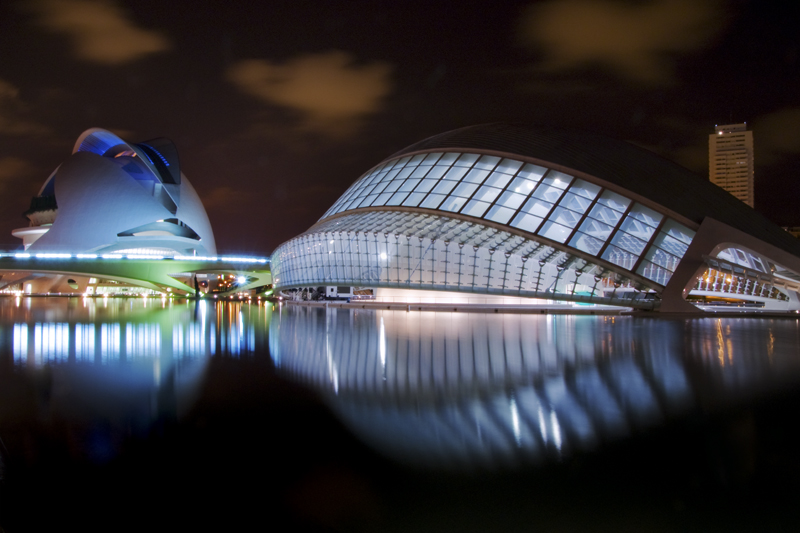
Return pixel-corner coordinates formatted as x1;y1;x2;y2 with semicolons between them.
510;396;521;447
379;316;386;376
551;411;562;452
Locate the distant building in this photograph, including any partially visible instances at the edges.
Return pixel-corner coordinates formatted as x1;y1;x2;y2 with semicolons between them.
709;123;754;207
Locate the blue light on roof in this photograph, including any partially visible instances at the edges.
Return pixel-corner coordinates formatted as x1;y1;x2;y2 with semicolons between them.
138;150;155;165
140;144;170;167
78;131;125;156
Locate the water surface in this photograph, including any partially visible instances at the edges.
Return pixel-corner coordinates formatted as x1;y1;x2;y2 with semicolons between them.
1;298;800;531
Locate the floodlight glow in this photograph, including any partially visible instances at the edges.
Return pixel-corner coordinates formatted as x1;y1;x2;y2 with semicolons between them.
15;253;30;258
77;254;98;259
36;253;72;259
237;276;247;284
102;254;122;259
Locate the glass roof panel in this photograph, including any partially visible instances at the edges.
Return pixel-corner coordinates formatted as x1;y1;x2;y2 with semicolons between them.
496;159;524;175
454;153;479;167
538;220;572;243
569;231;604;255
485;205;515;225
568;179;601;201
437;152;460;165
546;171;573;188
496;190;527;210
511;213;543;234
518;163;547;181
421;152;443;165
474;155;501;170
484;172;513;189
627;204;663;228
660;219;695;245
595;190;630;213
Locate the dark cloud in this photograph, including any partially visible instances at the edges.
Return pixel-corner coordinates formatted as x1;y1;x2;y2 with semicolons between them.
518;0;727;85
0;79;49;136
0;157;36;188
28;0;170;65
753;107;800;165
226;51;393;138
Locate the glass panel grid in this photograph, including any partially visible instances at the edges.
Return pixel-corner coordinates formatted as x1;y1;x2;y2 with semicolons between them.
316;154;697;290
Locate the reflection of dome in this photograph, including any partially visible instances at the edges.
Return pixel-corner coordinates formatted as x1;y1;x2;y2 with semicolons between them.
13;128;216;256
271;306;800;469
271;123;800;312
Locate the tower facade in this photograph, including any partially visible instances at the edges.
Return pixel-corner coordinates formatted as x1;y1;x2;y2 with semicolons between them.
709;123;754;207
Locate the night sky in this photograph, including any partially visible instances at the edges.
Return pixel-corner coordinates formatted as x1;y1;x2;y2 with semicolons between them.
1;0;799;255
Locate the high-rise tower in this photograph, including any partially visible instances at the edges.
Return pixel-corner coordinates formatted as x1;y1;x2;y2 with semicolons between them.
709;123;754;207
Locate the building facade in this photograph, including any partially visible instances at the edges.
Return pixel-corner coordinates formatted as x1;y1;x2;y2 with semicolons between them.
5;128;219;294
271;124;800;311
709;123;754;207
13;128;216;256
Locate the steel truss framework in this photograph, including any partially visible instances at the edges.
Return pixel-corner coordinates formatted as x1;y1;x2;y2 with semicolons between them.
273;210;661;308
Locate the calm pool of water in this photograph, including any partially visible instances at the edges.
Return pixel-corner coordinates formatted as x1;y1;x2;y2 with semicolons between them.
2;298;800;531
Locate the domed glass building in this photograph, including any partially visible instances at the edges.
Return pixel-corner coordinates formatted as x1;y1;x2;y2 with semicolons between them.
271;124;800;311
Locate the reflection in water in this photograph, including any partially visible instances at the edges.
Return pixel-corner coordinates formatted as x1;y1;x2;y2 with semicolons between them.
9;299;264;365
271;306;800;468
0;297;271;465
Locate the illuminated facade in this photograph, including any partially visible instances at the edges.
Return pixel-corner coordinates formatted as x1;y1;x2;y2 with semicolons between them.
6;128;219;294
271;123;800;311
709;123;754;207
13;128;216;256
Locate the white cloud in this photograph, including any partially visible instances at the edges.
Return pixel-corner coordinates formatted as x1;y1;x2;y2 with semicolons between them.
227;51;393;137
519;0;726;84
30;0;170;65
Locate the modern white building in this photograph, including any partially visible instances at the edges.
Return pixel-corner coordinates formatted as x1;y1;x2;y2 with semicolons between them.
271;123;800;312
5;128;218;294
13;128;216;256
709;123;754;207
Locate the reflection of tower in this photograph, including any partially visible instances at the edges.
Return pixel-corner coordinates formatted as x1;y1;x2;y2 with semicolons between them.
709;123;754;207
